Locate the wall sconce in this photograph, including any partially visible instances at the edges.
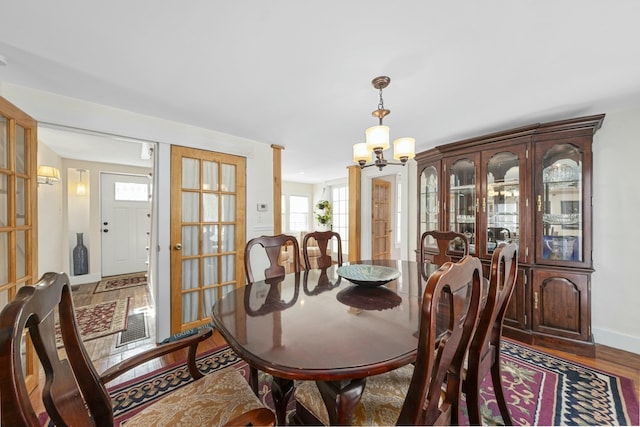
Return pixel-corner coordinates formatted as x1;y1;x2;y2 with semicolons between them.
37;165;60;185
76;169;87;196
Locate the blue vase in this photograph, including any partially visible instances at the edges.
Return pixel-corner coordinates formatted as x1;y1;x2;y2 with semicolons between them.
73;233;88;275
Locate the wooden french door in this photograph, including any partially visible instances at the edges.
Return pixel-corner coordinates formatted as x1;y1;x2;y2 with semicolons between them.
170;146;246;333
0;97;38;391
371;178;391;260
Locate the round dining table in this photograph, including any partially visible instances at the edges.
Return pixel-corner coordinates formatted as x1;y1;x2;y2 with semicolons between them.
211;259;440;425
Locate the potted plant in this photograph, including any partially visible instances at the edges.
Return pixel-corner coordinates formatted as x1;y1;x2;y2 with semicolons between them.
315;200;332;230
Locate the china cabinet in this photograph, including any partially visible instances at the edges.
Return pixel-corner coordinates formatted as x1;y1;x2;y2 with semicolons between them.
416;114;604;356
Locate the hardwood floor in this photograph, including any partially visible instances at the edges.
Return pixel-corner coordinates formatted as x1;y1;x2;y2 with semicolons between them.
30;277;640;416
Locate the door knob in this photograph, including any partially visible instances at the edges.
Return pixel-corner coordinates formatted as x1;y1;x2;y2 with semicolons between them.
174;243;183;250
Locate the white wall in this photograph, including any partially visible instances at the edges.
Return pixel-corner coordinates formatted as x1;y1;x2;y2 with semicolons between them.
36;143;64;277
591;106;640;354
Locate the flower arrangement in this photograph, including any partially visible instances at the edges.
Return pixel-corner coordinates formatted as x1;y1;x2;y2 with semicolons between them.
315;200;332;226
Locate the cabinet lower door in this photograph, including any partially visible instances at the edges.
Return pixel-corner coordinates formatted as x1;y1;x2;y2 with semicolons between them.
503;267;529;331
531;269;590;341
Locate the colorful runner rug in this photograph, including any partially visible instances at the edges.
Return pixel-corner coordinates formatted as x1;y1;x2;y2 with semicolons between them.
39;340;639;426
94;272;147;293
54;298;130;348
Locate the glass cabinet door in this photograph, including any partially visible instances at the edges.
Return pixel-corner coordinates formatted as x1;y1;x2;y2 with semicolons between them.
447;156;478;255
485;151;521;257
539;143;583;264
420;165;439;250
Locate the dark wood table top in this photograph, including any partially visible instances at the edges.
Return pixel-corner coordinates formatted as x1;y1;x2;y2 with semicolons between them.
211;260;440;382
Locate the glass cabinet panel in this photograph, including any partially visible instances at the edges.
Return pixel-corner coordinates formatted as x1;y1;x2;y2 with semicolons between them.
420;165;439;249
449;158;476;254
485;151;520;255
541;144;582;262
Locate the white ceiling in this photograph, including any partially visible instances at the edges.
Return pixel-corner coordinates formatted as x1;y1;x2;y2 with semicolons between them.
1;1;640;183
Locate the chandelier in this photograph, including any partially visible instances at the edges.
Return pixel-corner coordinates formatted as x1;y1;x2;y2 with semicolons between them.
353;76;415;170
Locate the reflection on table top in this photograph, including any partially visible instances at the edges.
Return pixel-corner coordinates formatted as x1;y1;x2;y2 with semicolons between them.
211;260;441;381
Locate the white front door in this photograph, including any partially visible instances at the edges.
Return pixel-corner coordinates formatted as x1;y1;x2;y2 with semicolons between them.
100;173;151;277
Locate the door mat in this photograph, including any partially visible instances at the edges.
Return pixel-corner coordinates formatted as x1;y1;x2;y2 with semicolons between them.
117;313;149;347
94;272;147;293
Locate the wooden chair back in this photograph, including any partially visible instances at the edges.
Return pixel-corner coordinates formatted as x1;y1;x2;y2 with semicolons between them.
464;242;518;425
244;234;300;283
0;272;114;426
420;230;469;266
302;231;343;269
398;255;483;425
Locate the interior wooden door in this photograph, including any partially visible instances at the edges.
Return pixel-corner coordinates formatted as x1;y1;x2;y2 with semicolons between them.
0;96;38;392
170;146;246;333
371;178;391;260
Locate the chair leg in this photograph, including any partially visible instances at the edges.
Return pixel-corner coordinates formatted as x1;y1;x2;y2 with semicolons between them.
465;372;483;426
491;359;513;426
249;366;259;396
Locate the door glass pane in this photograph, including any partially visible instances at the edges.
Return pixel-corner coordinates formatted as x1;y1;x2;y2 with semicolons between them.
449;159;476;254
182;292;199;323
221;164;236;192
0;232;7;284
221;225;235;252
202;225;218;254
181;192;199;222
203;288;217;318
421;166;438;250
16;230;25;279
15;125;26;174
486;152;520;255
0;175;7;226
203;194;218;222
542;144;582;262
221;195;235;221
182;259;199;290
182;158;199;189
0;117;6;169
203;161;218;191
16;178;25;226
182;226;199;256
203;256;218;285
221;255;235;282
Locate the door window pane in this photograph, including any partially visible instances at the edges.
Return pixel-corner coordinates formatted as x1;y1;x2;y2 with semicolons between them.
449;159;476;253
203;161;218;191
114;182;148;201
0;175;7;226
182;158;199;189
221;164;236;192
15;125;26;174
16;178;25;226
181;192;199;222
486;152;520;255
0;232;7;284
203;257;218;285
182;292;199;323
221;195;235;222
0;117;6;169
221;255;235;282
182;259;199;290
203;288;217;317
182;226;199;256
203;193;218;222
221;225;235;252
16;231;25;279
202;225;218;254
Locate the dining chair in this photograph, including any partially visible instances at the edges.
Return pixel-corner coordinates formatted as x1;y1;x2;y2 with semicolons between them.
420;230;469;265
244;234;301;283
0;272;275;427
464;242;518;425
294;255;484;425
302;230;343;269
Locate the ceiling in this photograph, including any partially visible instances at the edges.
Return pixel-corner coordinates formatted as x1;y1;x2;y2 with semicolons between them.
1;1;640;183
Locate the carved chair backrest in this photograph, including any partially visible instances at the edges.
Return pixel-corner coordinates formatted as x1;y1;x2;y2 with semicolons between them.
302;231;343;270
0;272;114;426
420;230;469;266
397;255;483;425
244;234;300;284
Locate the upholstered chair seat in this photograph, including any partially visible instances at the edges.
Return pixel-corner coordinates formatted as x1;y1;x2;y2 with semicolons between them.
125;367;268;426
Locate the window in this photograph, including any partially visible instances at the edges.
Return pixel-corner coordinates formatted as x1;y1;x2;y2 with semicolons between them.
288;195;309;232
114;181;149;201
331;186;348;256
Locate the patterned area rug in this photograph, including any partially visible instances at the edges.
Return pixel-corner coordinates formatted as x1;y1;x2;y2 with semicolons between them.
55;298;130;348
94;272;147;293
39;341;639;426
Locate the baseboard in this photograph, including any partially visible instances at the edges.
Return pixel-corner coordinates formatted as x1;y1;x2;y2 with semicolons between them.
69;273;101;286
593;327;640;355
